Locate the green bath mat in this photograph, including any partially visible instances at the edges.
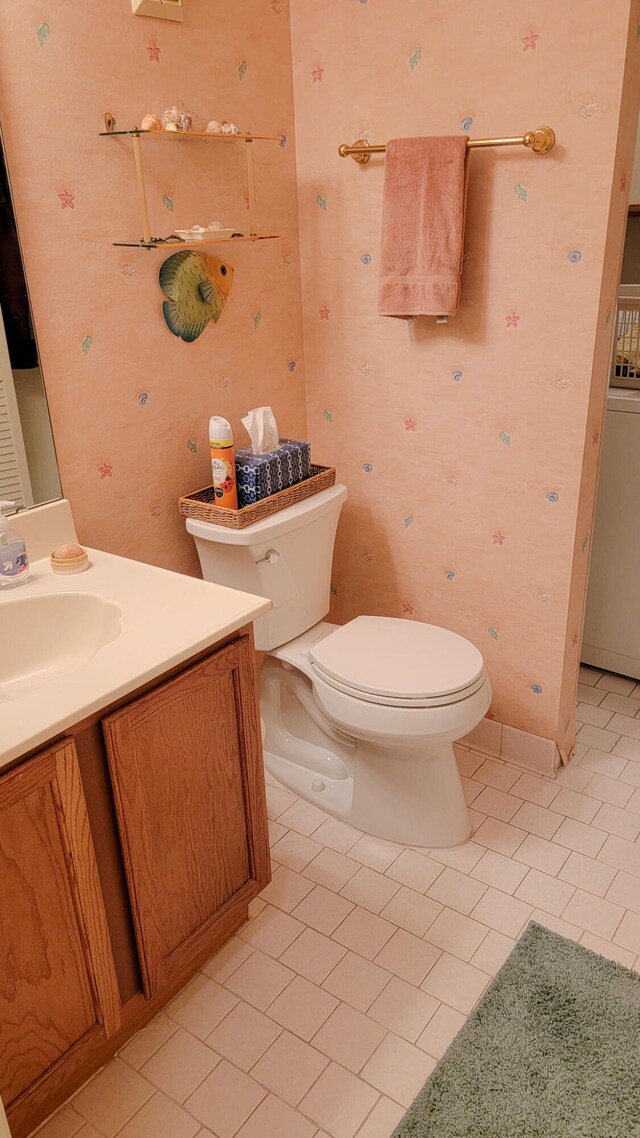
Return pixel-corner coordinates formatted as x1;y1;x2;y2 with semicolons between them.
392;922;640;1138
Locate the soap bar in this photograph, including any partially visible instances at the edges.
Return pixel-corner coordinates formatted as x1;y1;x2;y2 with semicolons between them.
235;438;311;508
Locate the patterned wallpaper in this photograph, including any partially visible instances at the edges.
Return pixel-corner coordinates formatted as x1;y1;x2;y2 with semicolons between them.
290;0;640;748
0;0;307;576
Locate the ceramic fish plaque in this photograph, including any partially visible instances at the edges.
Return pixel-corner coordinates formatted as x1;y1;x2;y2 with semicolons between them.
159;250;234;342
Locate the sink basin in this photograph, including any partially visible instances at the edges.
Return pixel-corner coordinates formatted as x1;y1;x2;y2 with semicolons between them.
0;592;123;701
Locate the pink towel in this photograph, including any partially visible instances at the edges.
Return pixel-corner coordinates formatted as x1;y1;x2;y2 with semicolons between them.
378;136;469;319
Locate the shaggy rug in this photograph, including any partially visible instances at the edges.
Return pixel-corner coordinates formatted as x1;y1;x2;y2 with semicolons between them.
392;921;640;1138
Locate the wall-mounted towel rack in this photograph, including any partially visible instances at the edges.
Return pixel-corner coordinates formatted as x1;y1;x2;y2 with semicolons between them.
338;126;556;163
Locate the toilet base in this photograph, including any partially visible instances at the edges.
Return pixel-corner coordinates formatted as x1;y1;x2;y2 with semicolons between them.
264;739;471;847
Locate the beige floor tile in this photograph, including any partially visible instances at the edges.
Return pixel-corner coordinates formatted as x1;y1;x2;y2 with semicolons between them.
117;1092;200;1138
471;887;532;937
470;928;516;974
509;802;563;840
472;759;521;791
304;848;360;891
579;749;628;779
591;802;640;841
322;951;392;1012
238;904;305;957
470;848;529;894
473;817;527;857
332;906;396;960
224;949;295;1011
291;884;355;934
347;833;404;872
614;737;640;763
206;1000;281;1071
562;889;625;939
461;776;484;805
580;931;637;967
374;928;441;985
118;1012;178;1071
549;787;600;824
250;1030;329;1106
558;851;617;898
299;1062;380;1138
361;1033;437;1108
576;702;615;728
270;830;323;871
597;833;640;876
312;1002;387;1072
607;712;640;739
235;1094;317;1138
260;865;316;913
508;773;560;807
268;818;288;847
426;866;487;915
202;937;254;984
166;974;238;1041
384;849;444;892
613;909;640;955
513;833;569;876
73;1059;154;1137
620;760;640;787
577;683;608;707
576;725;621;753
579;665;603;686
379;885;443;936
553;764;593;792
352;1096;405;1138
185;1060;266;1138
455;748;486;778
313;817;362;853
416;1002;466;1059
420;953;489;1015
266;784;298;820
32;1104;86;1138
583;773;634;808
552;817;608;857
280;925;347;983
425;907;489;962
428;841;485;874
629;786;640;812
141;1027;220;1102
367;976;439;1042
606;869;640;913
471;786;523;823
530;909;582;940
266;975;339;1040
278;799;329;836
594;672;636;695
341;865;401;913
514;868;574;917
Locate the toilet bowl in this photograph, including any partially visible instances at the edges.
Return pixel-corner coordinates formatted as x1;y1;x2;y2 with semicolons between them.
186;484;491;846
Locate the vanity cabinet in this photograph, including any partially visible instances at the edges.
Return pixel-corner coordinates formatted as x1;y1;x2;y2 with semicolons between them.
0;739;120;1119
2;627;270;1138
103;635;268;997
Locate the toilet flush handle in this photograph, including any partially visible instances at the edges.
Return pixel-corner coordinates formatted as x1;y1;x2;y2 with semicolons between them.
255;548;280;565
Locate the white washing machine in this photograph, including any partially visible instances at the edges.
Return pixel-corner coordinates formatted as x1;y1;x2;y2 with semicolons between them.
582;387;640;678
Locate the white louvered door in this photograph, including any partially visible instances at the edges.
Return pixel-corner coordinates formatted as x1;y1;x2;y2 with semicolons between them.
0;304;32;508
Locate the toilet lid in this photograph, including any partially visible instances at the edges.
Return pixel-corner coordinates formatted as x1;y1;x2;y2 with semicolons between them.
309;616;485;702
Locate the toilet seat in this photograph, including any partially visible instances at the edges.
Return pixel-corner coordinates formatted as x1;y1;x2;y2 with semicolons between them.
309;616;486;709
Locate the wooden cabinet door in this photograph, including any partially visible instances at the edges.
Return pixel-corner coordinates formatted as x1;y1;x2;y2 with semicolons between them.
102;635;270;997
0;740;120;1119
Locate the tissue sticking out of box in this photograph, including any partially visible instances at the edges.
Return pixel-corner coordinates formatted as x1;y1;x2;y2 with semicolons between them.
241;406;280;454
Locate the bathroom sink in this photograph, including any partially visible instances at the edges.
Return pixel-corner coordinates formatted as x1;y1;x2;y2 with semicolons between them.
0;592;123;702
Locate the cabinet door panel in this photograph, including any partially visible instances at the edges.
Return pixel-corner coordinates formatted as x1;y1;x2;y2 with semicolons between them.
0;741;120;1111
103;636;269;996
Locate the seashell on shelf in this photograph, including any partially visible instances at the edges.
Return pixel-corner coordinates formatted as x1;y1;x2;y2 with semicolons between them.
205;120;223;133
161;102;196;132
140;113;162;131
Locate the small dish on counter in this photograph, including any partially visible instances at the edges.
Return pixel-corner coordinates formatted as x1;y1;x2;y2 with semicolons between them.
175;227;237;241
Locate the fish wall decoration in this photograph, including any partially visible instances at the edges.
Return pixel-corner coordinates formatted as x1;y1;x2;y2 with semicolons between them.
159;250;234;342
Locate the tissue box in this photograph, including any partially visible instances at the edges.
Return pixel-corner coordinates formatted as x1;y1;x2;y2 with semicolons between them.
235;438;311;508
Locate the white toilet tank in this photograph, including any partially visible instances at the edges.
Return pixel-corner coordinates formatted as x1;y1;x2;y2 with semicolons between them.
186;484;348;650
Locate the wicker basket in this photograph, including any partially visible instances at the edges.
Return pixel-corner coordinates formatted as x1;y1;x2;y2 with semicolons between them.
178;464;336;530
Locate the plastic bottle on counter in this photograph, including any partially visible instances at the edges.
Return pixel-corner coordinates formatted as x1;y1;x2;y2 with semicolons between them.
209;416;238;509
0;501;29;588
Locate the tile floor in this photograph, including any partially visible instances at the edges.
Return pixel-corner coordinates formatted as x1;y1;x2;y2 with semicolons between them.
34;664;640;1138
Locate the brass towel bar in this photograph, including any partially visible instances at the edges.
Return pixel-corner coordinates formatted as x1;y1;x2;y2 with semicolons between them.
338;126;556;163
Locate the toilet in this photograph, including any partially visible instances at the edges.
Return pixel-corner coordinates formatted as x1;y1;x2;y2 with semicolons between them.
187;484;491;846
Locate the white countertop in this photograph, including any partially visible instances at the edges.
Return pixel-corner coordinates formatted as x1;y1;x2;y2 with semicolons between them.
0;547;271;768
